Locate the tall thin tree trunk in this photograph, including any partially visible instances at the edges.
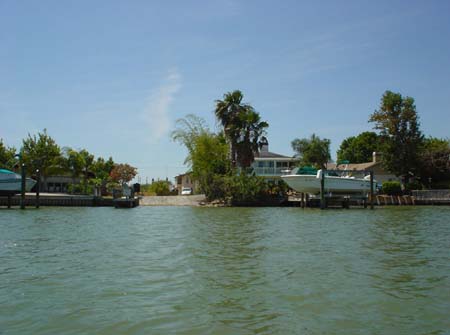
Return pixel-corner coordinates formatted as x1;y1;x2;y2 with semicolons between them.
230;142;237;169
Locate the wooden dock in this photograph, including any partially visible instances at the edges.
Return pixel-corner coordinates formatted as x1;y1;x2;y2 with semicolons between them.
288;194;371;209
0;194;122;208
288;193;450;208
113;197;140;208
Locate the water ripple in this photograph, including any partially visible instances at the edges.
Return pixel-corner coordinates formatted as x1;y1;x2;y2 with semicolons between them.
0;206;449;334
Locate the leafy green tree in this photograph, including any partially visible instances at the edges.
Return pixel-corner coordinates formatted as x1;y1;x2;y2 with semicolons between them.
337;132;381;163
62;147;84;193
172;108;273;203
215;90;268;168
171;114;210;165
191;132;230;199
171;115;231;200
78;149;94;194
0;140;16;169
92;156;115;189
22;129;62;190
418;137;450;187
291;134;331;169
369;91;424;183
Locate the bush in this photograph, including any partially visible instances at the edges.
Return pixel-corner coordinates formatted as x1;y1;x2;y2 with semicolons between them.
141;180;172;196
266;179;289;196
197;172;290;204
67;183;94;195
404;181;422;193
228;174;269;204
381;181;402;195
198;173;230;201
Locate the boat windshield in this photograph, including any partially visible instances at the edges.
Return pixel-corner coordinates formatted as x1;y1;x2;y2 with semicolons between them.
292;166;318;175
0;169;15;174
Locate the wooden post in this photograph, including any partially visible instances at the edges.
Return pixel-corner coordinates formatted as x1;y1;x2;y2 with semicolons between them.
320;170;325;209
370;171;374;210
301;192;305;208
342;197;350;209
35;169;40;209
20;163;26;209
7;195;11;209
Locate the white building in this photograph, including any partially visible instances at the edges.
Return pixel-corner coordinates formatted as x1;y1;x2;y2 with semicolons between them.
252;139;298;180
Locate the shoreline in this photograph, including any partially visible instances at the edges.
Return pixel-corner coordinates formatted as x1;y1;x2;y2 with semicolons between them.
1;193;449;208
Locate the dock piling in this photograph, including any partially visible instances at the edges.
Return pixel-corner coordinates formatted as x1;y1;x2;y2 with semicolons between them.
320;170;325;209
370;171;374;210
35;169;40;209
20;163;26;209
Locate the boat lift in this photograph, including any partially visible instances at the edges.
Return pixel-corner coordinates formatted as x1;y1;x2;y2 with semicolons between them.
319;169;374;209
290;169;375;210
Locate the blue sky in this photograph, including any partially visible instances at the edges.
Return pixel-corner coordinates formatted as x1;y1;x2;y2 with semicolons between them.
1;0;449;181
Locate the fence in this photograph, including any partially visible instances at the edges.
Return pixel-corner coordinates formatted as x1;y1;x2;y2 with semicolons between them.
411;190;450;200
411;189;450;205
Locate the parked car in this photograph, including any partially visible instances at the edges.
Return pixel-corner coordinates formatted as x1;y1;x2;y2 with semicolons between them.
181;187;193;195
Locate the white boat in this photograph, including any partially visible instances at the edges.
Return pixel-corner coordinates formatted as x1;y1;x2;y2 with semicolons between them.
281;168;376;195
0;168;36;195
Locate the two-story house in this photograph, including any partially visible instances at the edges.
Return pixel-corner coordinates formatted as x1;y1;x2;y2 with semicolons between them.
251;139;299;181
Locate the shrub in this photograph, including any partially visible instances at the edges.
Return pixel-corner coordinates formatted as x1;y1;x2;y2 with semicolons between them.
142;180;172;196
381;181;402;195
228;174;268;204
67;183;94;195
404;181;422;193
198;173;230;201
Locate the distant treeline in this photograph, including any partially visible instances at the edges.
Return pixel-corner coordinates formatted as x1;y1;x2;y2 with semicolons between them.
0;129;137;194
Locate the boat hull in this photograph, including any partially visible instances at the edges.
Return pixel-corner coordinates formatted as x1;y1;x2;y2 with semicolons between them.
281;174;374;195
0;178;36;195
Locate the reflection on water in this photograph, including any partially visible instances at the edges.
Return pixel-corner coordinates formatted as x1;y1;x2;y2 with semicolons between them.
0;206;449;334
187;208;279;334
366;209;446;299
361;208;450;333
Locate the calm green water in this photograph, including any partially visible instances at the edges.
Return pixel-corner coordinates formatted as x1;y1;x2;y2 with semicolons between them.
0;206;449;335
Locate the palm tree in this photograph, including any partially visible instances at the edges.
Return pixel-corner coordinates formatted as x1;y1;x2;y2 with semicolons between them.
215;90;246;167
236;110;269;168
215;90;268;169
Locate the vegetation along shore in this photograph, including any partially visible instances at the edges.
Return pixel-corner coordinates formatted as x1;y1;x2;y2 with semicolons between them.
1;90;449;206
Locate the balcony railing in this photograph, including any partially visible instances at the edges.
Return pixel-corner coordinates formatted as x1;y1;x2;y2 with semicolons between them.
252;167;291;176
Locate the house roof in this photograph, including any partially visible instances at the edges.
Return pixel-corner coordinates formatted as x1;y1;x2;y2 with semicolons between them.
175;171;193;178
254;151;294;159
